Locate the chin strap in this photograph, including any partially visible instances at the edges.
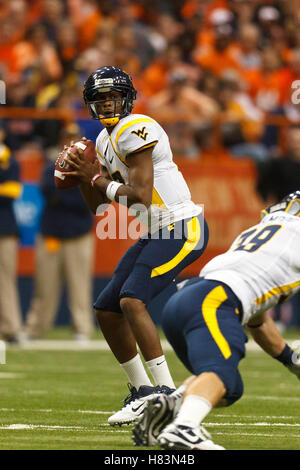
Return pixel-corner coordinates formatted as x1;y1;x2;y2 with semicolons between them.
99;116;120;127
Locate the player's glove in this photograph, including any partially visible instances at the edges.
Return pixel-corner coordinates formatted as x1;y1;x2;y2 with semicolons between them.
285;343;300;380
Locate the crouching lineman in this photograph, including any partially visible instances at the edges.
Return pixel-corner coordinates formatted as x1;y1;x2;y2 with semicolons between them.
132;191;300;450
63;66;208;426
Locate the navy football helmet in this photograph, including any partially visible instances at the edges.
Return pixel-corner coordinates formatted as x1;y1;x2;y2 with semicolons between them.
83;66;137;127
262;190;300;218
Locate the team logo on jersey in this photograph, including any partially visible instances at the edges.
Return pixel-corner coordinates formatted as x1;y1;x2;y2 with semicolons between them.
131;127;148;141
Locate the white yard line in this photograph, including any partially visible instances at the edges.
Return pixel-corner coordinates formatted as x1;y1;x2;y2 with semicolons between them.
0;424;84;430
0;408;113;415
1;423;300;438
205;422;300;427
244;395;300;401
214;414;299;420
4;339;277;351
212;431;300;438
0;407;299;419
0;373;24;378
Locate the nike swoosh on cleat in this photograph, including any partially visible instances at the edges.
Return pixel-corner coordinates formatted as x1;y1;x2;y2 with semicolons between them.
131;403;146;413
168;428;202;444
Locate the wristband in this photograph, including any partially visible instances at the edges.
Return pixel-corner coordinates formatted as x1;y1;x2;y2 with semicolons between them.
91;173;102;187
274;343;293;365
106;181;123;202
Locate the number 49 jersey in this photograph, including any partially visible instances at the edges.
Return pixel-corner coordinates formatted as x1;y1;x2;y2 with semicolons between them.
200;212;300;325
95;113;201;233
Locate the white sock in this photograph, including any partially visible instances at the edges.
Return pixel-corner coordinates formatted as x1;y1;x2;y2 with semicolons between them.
120;353;153;389
146;355;175;388
171;384;187;398
173;395;212;428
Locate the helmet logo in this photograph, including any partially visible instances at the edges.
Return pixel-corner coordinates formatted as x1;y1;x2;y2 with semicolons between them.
93;78;114;87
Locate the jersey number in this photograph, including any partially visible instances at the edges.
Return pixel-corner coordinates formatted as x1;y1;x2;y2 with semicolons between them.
234;224;282;253
111;170;125;184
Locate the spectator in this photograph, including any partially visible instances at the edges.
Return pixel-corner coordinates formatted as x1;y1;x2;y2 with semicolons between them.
256;124;300;204
112;0;156;69
217;72;267;162
67;0;102;51
24;123;95;341
39;0;67;43
113;26;142;76
55;20;79;74
0;127;23;343
12;23;63;83
148;70;219;158
243;46;289;113
142;43;200;97
0;19;22;79
4;77;38;151
228;0;258;31
197;70;219;99
253;2;284;45
193;21;241;77
228;23;262;70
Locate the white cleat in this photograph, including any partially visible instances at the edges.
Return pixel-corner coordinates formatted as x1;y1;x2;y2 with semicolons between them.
158;423;225;450
108;384;162;426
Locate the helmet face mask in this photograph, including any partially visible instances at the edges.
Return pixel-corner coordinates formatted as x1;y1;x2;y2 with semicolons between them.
83;66;137;127
261;190;300;218
88;92;125;127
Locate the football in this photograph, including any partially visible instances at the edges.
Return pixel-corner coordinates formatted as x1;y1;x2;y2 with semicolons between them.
54;139;97;189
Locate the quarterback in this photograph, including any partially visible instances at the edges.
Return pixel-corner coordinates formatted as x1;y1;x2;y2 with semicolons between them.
64;66;208;425
133;191;300;450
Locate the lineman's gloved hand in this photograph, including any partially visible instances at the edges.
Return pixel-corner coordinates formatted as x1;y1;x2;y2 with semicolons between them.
286;343;300;380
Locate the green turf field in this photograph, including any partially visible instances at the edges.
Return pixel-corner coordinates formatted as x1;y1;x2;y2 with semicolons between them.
0;328;300;450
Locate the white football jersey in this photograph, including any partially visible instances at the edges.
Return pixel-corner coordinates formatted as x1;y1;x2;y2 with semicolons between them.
200;211;300;325
95;113;201;233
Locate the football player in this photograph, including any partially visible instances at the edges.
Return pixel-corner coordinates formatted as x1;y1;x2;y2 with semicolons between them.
63;66;208;425
132;191;300;450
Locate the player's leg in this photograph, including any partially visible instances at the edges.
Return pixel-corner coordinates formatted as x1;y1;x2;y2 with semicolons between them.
120;297;167;362
94;240;161;425
63;233;94;339
133;279;246;449
25;236;62;338
120;215;208;387
0;236;23;341
158;280;246;450
97;219;205;426
94;238;153;370
97;216;208;425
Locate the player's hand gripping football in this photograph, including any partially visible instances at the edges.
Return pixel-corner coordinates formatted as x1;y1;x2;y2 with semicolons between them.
63;137;98;184
286;343;300;381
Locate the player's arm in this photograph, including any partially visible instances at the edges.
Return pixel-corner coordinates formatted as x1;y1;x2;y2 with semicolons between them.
246;312;300;379
91;147;153;209
79;163;111;215
66;145;154;210
246;312;286;356
113;148;153;208
63;140;111;214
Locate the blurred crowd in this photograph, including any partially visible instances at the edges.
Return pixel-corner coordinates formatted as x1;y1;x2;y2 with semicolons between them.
1;0;300;162
0;0;300;337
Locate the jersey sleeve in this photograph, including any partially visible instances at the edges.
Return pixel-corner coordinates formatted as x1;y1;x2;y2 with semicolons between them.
291;222;300;273
116;119;159;157
95;133;107;167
